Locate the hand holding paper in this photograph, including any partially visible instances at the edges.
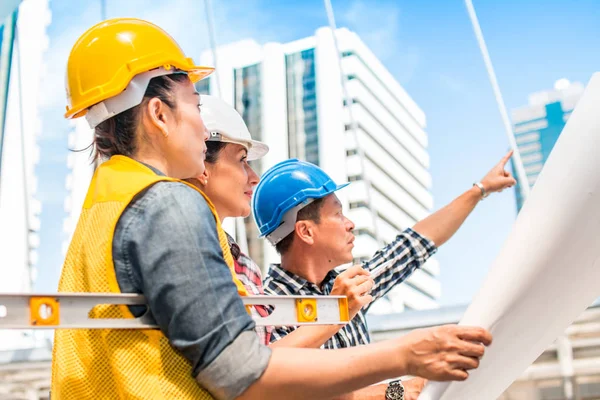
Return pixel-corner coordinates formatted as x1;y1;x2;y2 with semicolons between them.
419;72;600;399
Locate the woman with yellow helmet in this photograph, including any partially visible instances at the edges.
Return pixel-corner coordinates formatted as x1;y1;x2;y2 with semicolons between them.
53;17;493;400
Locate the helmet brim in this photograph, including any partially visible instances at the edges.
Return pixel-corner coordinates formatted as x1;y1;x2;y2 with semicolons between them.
247;140;270;161
219;136;269;161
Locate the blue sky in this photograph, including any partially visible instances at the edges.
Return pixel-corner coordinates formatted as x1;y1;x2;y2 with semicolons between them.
33;0;600;305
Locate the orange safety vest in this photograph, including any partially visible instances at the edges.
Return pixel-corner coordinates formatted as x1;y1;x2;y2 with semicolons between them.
51;155;248;399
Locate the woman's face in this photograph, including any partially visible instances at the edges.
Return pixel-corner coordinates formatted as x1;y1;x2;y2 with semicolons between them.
203;143;260;219
160;78;208;179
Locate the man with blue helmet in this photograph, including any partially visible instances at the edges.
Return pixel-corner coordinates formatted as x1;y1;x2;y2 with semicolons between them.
254;154;514;398
254;154;515;349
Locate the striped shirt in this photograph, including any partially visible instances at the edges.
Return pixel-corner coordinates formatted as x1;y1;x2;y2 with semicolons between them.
263;228;437;349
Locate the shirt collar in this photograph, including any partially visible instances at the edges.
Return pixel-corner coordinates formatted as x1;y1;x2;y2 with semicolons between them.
140;161;166;176
268;263;340;292
225;233;241;260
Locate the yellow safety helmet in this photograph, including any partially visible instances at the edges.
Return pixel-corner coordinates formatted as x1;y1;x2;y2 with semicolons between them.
65;18;213;126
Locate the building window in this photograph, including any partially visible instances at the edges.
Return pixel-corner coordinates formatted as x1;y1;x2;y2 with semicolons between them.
354;228;377;240
234;63;262;164
345;73;427;154
233;64;264;269
195;78;210;95
349;200;368;209
354;121;431;196
286;48;319;165
349;96;427;169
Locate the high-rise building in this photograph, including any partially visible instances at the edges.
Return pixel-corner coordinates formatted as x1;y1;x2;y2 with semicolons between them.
0;0;49;351
62;119;94;258
198;27;440;312
511;79;584;211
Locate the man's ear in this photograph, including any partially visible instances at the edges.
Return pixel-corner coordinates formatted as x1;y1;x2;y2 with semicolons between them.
295;220;315;246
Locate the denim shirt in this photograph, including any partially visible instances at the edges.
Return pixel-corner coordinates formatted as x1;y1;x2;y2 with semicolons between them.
112;167;271;400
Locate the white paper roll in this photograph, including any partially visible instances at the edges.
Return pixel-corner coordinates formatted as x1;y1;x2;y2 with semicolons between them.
419;72;600;400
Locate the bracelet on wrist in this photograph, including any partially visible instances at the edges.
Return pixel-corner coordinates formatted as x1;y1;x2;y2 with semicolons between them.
473;182;488;199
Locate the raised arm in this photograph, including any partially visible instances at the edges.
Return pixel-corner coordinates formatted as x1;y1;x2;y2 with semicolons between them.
413;150;516;247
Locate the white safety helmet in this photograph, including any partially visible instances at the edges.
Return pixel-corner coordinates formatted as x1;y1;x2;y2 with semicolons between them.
200;95;269;161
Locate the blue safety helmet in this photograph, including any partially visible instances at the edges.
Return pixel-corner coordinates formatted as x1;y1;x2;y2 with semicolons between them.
253;159;349;245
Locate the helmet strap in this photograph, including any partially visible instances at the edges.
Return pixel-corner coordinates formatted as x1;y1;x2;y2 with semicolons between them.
207;131;252;151
266;198;316;245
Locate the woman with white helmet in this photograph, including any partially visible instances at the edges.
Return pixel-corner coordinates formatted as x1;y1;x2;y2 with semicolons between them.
54;17;493;400
189;95;375;348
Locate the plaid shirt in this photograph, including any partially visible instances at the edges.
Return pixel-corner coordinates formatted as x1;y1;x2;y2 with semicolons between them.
263;228;437;349
227;234;272;345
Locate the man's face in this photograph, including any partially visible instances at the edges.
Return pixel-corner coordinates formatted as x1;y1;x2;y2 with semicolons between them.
311;194;356;267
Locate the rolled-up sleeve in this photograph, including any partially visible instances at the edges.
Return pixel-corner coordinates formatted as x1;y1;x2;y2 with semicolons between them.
363;227;437;307
113;182;271;399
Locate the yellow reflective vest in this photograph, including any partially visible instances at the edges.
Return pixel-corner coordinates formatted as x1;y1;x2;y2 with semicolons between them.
51;155;248;399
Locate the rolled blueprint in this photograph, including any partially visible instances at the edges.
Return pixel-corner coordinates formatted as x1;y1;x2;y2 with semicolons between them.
419;72;600;400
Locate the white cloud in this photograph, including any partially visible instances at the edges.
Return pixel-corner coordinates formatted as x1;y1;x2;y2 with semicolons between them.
340;0;401;61
37;2;100;111
339;0;419;84
35;187;67;206
209;0;284;46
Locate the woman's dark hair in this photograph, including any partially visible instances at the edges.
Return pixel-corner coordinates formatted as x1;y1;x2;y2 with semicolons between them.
92;73;189;162
205;141;228;164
